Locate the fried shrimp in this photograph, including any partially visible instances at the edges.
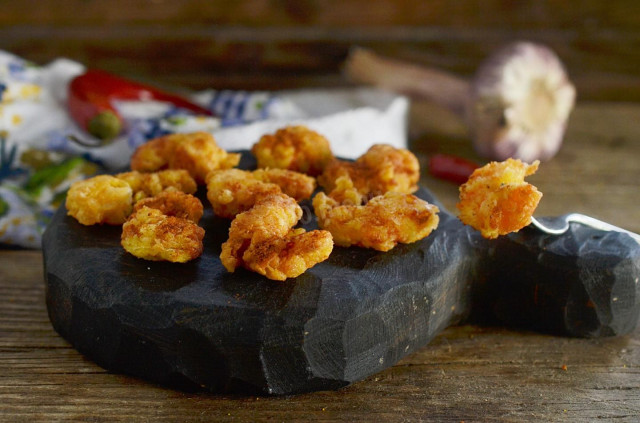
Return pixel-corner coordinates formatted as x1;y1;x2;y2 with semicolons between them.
116;169;197;202
220;193;333;281
313;176;439;251
130;132;240;183
251;168;316;201
457;158;542;239
241;228;334;281
132;191;203;223
66;175;133;225
220;194;302;272
251;125;334;176
206;168;315;218
206;169;282;219
319;144;420;198
121;206;204;262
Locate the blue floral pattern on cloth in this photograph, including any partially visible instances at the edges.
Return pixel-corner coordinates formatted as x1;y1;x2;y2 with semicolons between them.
0;51;280;248
0;51;409;247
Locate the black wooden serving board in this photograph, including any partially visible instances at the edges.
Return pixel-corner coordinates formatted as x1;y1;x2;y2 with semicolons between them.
43;152;640;395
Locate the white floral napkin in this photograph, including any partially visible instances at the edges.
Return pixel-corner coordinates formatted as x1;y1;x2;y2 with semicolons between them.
0;50;408;248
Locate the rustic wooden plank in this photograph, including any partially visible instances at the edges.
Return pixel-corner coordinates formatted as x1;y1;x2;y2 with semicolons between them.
1;255;639;423
2;0;640;101
2;102;640;420
2;0;640;29
3;24;639;100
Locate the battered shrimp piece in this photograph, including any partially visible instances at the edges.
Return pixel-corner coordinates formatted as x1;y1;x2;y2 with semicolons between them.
130;132;240;183
220;194;333;281
206;168;315;218
66;175;133;225
313;177;439;251
457;158;542;239
121;207;204;262
129;134;178;172
116;169;197;202
242;228;334;281
251;168;316;201
220;194;302;271
319;144;420;198
132;191;203;223
251;125;334;176
206;169;282;219
171;132;241;183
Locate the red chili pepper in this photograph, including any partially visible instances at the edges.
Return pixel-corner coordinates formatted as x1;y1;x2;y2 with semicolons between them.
68;69;213;140
428;154;480;185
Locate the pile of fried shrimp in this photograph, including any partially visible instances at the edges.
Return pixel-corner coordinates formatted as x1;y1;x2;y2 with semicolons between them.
65;126;542;281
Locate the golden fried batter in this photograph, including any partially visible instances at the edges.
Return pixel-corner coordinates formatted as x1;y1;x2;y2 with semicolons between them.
171;132;241;183
220;193;333;281
206;168;315;219
66;175;133;225
132;191;203;223
251;168;316;201
242;228;334;281
130;132;240;184
457;158;542;239
313;177;439;251
116;169;197;202
319;144;420;198
251;125;334;176
121;206;204;262
221;194;302;269
129;134;178;172
206;169;283;219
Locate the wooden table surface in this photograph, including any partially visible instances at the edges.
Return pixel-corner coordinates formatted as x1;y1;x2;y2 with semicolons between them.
1;101;639;422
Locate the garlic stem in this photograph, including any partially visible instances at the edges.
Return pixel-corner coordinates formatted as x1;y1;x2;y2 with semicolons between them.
344;48;470;117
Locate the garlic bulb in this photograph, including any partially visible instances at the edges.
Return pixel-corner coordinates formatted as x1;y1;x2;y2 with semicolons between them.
468;42;576;162
344;42;576;162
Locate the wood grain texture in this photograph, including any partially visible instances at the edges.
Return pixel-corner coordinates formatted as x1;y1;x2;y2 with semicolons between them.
2;250;640;422
42;180;476;395
1;0;639;100
2;101;640;420
412;102;640;234
41;167;638;394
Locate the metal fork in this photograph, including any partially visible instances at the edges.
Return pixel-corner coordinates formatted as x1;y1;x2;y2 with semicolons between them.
530;213;640;244
67;134;110;148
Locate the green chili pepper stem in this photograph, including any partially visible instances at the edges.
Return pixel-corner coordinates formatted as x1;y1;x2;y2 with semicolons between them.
87;110;121;140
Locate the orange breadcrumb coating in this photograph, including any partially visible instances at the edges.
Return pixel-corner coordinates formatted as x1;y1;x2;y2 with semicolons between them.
220;193;333;281
206;169;282;219
121;206;204;262
66;175;133;225
250;168;316;201
130;132;240;183
318;144;419;198
205;168;316;219
116;169;197;202
129;134;177;171
251;125;334;176
132;191;203;223
313;177;439;251
457;158;542;239
241;228;334;281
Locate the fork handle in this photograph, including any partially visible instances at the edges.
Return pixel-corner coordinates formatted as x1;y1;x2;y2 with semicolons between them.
563;213;640;244
468;224;640;337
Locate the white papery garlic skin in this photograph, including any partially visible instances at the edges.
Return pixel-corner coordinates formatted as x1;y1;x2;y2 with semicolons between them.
468;42;576;162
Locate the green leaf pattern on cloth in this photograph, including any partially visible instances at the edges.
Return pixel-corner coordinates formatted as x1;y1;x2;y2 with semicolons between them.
0;50;287;248
0;50;408;248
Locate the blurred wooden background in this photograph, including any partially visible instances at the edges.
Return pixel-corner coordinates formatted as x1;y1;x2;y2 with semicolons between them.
1;0;639;101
